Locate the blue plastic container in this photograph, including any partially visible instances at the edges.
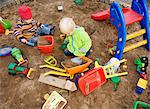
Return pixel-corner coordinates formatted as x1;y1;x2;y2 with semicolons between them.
135;86;144;95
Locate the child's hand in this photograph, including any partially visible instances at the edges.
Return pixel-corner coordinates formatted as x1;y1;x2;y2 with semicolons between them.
21;39;28;43
59;34;66;40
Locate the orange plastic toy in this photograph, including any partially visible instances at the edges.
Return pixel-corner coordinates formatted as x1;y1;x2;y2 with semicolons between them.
37;36;54;54
78;68;107;96
61;57;92;75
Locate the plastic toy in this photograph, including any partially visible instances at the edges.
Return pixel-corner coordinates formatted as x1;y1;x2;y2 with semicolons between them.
37;36;54;54
42;91;67;109
5;29;13;35
111;76;120;91
0;17;12;29
91;0;150;60
38;74;77;92
133;101;150;109
95;58;101;64
0;23;4;33
0;46;12;57
57;6;63;11
95;59;128;79
44;70;74;79
140;56;148;67
61;56;92;75
44;56;57;67
74;0;84;5
134;56;148;80
8;62;35;79
61;43;67;50
11;47;28;65
40;56;72;79
40;65;66;73
78;68;107;96
135;78;148;94
40;56;92;79
78;58;128;96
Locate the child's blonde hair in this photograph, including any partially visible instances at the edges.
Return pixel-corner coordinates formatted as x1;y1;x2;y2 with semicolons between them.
59;17;76;34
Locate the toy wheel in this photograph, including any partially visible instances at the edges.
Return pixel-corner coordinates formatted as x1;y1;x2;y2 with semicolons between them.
140;57;148;67
141;67;146;72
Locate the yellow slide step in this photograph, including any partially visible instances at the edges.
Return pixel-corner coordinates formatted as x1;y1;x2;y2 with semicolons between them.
124;40;147;53
126;29;146;41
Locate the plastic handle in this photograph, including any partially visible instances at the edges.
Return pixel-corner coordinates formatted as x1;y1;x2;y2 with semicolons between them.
0;17;7;25
0;17;2;21
114;83;118;91
133;101;150;109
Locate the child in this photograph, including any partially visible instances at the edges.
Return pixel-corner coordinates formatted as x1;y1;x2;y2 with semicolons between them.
59;17;92;57
14;6;55;46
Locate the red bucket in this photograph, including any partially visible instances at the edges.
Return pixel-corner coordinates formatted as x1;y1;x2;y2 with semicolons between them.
37;36;54;54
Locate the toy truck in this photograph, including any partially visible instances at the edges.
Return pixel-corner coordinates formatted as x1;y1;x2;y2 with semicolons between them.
8;62;35;79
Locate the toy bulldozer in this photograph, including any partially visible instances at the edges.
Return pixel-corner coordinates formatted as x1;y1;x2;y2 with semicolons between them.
8;63;35;79
11;47;28;65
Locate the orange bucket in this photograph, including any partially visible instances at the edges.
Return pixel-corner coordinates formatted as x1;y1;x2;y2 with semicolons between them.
37;36;54;54
62;57;92;75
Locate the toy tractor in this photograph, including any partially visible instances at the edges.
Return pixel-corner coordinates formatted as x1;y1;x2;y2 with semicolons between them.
8;62;35;79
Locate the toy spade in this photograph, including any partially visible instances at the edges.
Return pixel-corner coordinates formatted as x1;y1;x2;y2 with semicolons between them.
111;76;120;91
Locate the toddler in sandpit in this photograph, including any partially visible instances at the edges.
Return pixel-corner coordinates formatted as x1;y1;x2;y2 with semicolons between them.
14;6;55;46
59;17;92;57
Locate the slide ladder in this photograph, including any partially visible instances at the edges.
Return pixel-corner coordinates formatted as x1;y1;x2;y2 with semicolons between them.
110;0;150;60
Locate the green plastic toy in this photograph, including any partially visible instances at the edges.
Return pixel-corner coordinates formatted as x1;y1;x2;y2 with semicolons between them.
61;43;67;50
133;101;150;109
134;58;143;66
8;62;35;79
95;58;101;64
11;47;28;65
8;63;25;75
111;76;120;91
74;0;84;5
0;17;12;29
134;58;145;72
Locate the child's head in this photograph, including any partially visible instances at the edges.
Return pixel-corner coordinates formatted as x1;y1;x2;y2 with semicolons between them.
18;6;32;22
59;17;76;35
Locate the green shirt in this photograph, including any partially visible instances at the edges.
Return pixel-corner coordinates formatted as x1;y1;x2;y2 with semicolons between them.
65;27;92;56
